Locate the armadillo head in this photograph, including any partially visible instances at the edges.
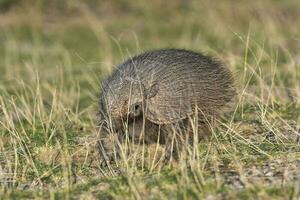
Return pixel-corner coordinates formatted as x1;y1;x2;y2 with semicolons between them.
108;80;145;117
99;77;145;135
99;61;159;136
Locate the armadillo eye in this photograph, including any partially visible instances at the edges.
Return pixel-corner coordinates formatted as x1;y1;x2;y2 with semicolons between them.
130;103;142;118
134;104;140;111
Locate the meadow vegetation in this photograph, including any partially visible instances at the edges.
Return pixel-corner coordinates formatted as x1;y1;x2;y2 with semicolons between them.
0;0;299;199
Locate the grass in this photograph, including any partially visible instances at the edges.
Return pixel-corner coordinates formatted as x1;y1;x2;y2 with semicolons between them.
0;0;300;199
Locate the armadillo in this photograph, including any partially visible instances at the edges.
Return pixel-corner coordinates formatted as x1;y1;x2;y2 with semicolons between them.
98;49;236;162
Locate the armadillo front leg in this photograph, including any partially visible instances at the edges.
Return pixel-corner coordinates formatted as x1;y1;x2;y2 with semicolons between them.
161;121;188;163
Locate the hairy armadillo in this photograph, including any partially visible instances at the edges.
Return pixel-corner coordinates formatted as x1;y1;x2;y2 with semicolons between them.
98;49;236;162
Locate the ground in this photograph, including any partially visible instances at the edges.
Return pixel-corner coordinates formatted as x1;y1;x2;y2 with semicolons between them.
0;0;300;199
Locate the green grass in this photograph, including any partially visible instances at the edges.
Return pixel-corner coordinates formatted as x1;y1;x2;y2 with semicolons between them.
0;0;300;199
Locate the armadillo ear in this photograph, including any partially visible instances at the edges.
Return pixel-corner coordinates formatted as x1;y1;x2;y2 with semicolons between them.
144;83;159;99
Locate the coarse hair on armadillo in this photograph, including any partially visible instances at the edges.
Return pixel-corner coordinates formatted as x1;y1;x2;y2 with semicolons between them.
99;48;236;130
